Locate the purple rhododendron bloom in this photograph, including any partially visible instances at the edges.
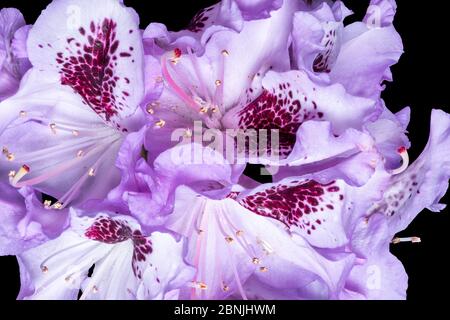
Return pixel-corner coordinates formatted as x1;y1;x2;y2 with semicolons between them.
0;0;449;301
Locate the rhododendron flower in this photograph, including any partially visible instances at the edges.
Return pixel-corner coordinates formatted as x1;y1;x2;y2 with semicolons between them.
0;0;149;206
0;8;31;101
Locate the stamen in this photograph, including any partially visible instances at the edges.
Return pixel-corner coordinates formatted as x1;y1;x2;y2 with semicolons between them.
392;237;421;244
19;111;27;117
187;47;212;104
57;141;118;208
8;170;16;178
221;50;229;56
259;267;269;273
41;265;49;274
390;147;409;175
252;258;260;265
215;80;222;86
184;129;193;138
225;236;234;243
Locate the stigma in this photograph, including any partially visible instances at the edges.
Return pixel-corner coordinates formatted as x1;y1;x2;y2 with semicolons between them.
390;147;409;175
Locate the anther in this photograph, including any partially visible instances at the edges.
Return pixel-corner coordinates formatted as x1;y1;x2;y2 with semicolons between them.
190;281;208;290
2;147;14;161
44;200;52;208
19;111;27;117
252;258;260;265
390;147;409;175
50;123;57;134
221;50;229;56
225;236;234;243
72;130;79;136
41;266;49;274
199;107;209;114
215;80;222;86
8;171;16;178
77;150;84;158
259;267;269;273
155;119;166;128
88;168;96;177
10;165;30;186
236;230;244;237
184;129;193;138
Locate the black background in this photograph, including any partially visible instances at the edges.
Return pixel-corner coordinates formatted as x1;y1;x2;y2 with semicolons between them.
0;0;448;302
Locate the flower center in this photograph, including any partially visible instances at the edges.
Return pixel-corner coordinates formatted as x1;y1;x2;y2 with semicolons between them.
4;112;123;209
161;48;228;129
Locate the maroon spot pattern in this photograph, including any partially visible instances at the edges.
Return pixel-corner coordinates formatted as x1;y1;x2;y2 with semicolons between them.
52;18;135;126
85;217;153;279
313;27;337;73
239;180;343;235
188;6;214;32
238;84;324;156
368;173;421;218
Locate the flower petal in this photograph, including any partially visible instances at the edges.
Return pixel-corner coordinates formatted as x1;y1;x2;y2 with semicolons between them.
232;0;283;20
342;214;407;300
330;22;403;99
18;210;193;300
27;0;144;124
